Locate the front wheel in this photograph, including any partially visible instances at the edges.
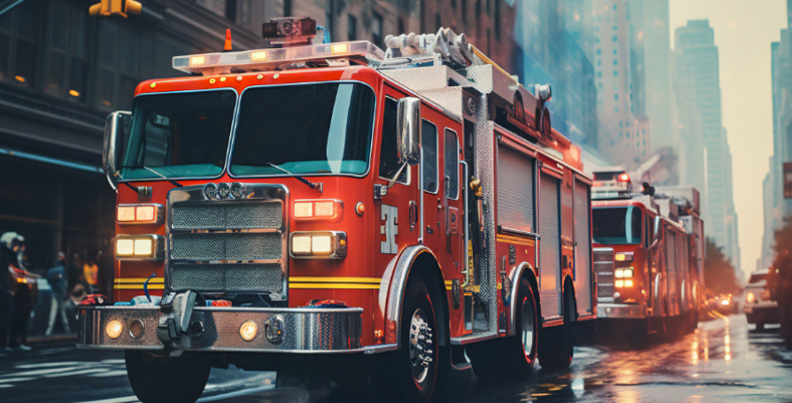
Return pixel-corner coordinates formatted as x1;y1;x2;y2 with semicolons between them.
125;350;210;403
396;279;440;402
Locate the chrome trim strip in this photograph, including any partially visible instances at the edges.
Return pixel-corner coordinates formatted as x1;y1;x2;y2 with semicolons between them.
508;262;533;337
363;343;398;354
449;331;497;346
498;226;540;239
386;245;436;347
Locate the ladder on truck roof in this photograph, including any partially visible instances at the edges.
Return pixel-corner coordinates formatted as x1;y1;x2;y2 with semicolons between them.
378;28;578;163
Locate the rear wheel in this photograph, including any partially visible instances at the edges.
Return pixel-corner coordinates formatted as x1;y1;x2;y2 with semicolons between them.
538;289;574;370
125;350;210;403
468;279;538;380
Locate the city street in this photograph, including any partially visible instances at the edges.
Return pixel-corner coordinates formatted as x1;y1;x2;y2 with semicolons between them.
2;314;790;403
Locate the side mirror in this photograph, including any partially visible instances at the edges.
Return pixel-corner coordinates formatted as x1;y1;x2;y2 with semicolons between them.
102;111;131;189
396;97;421;165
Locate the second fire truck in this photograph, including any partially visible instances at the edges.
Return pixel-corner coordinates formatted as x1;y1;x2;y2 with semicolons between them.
78;17;597;402
592;171;704;337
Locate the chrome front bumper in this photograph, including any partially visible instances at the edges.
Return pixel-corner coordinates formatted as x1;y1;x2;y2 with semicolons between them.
77;305;364;353
597;303;646;319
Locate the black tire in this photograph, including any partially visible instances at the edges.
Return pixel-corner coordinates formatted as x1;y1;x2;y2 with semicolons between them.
396;279;440;402
538;289;574;370
125;350;210;403
468;279;538;380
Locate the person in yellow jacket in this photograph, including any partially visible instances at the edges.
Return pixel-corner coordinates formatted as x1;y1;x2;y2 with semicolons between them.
83;257;99;294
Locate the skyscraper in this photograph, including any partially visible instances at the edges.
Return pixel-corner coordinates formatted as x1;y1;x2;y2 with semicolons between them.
759;1;792;271
584;0;651;168
674;20;740;265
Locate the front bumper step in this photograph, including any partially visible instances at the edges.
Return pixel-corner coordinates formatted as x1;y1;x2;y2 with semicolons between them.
78;305;363;353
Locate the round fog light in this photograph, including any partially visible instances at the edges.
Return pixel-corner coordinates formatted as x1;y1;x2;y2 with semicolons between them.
106;320;123;339
239;320;258;342
129;319;144;339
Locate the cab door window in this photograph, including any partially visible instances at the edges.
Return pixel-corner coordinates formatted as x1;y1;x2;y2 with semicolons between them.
422;119;438;193
444;129;459;199
378;97;407;183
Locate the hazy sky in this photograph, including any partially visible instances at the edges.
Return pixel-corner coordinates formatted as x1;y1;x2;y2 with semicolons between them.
669;0;787;280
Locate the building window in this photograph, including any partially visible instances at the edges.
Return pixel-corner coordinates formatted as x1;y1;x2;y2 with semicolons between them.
0;0;39;88
613;48;617;55
347;15;357;40
613;59;618;65
44;1;89;103
614;94;619;100
595;37;600;43
597;60;601;67
612;35;618;42
614;106;619;113
613;70;618;76
612;25;617;30
596;48;601;55
597;71;602;78
284;0;292;17
619;121;623;128
225;0;237;22
372;13;383;46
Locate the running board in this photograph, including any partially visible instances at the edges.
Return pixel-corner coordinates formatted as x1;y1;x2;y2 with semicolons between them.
450;331;498;346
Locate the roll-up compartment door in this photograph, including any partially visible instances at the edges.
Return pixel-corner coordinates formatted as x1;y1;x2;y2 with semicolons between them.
573;179;592;316
539;173;561;319
497;146;535;231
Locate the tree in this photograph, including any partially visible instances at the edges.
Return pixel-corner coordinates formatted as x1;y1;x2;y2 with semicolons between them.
704;238;740;295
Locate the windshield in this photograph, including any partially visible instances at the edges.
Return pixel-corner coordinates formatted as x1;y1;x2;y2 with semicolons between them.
230;83;375;176
593;206;643;245
118;90;236;180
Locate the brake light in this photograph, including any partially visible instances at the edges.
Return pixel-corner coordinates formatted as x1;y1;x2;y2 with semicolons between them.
293;200;342;220
618;173;630;182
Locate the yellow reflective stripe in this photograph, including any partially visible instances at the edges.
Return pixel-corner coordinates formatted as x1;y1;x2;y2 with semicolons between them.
114;284;165;290
496;234;536;247
114;278;164;283
288;283;380;290
289;276;381;284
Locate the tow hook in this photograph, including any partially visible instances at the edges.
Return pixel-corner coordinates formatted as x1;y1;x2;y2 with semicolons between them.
157;291;205;351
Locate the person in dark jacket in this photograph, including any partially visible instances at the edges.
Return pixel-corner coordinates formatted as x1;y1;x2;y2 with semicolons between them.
45;252;70;336
0;232;18;351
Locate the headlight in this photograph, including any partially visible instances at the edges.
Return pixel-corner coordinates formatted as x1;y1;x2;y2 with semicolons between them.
615;252;633;262
290;231;347;258
745;292;756;304
292;199;343;221
117;204;162;224
115;235;164;260
615;268;634;278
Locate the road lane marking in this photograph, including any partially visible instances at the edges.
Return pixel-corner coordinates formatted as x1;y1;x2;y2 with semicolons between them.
15;361;82;369
45;368;107;378
197;384;276;402
0;376;36;384
91;370;128;378
80;397;139;403
12;365;91;377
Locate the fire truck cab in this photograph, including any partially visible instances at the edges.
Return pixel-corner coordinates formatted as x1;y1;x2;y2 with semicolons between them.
592;172;701;337
78;18;596;402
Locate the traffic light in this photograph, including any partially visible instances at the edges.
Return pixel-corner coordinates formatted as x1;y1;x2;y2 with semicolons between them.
88;0;142;18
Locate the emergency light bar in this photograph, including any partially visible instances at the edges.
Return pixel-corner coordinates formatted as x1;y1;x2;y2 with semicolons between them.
172;41;385;75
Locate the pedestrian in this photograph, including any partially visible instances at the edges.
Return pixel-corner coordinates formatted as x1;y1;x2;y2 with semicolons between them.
0;232;37;351
83;253;100;295
45;252;71;337
68;253;87;305
0;232;18;352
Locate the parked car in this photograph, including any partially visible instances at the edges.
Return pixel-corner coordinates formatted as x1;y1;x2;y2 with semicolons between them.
744;269;779;330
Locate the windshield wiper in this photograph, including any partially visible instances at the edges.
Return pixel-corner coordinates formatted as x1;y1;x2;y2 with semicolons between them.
265;162;322;193
142;166;183;187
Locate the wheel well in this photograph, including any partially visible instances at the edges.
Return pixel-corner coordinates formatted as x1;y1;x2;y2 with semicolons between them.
563;276;577;322
408;253;450;348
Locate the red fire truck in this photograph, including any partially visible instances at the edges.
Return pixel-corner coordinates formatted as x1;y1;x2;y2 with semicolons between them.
592;171;702;337
78;17;597;402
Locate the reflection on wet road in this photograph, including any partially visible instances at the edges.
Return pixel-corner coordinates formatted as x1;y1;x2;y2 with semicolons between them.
447;314;792;402
206;314;792;402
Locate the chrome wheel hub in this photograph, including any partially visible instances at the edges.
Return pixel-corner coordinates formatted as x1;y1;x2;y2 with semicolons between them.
408;308;434;383
521;297;535;357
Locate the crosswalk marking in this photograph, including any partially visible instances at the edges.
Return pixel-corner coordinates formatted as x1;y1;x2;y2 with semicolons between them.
45;368;108;378
15;361;82;369
91;370;128;378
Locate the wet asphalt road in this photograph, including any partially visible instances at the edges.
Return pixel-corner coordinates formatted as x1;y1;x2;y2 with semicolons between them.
1;314;790;402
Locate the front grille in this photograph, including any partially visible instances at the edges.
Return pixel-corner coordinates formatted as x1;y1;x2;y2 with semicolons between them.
170;263;283;293
172;203;282;229
167;184;288;299
593;248;615;302
171;233;281;260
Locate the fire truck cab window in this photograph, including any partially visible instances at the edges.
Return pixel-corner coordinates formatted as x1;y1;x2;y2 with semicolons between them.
422;120;438;193
231;82;375;176
592;206;642;245
118;90;236;180
444;129;459;199
379;97;406;183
